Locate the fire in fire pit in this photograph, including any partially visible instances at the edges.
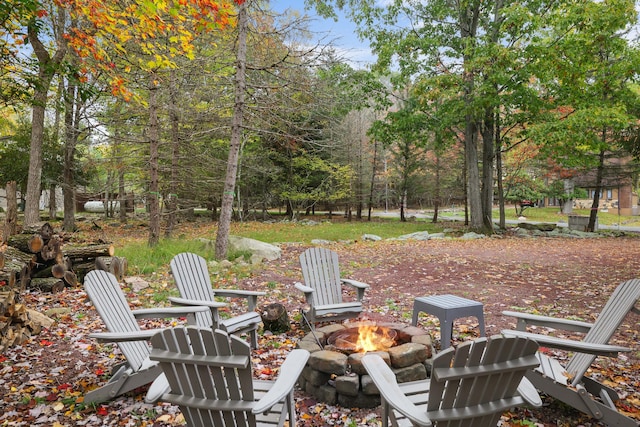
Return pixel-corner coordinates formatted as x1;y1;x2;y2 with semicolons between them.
327;325;397;353
297;322;433;408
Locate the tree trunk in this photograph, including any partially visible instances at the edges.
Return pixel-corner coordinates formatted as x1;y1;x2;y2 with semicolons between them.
481;107;495;232
367;139;378;221
433;149;441;223
588;148;606;232
460;3;484;232
119;171;127;223
112;101;128;225
24;14;66;226
465;120;483;230
482;2;503;232
104;174;111;219
48;184;57;220
496;134;506;229
165;70;180;238
216;2;248;260
24;90;47;226
148;72;161;247
63;78;80;232
3;181;18;244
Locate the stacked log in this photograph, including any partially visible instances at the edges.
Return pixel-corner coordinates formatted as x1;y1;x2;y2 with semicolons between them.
0;221;125;350
0;289;30;350
1;222;124;291
0;288;55;352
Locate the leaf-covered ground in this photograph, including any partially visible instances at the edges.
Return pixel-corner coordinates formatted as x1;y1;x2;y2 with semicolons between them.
1;222;639;427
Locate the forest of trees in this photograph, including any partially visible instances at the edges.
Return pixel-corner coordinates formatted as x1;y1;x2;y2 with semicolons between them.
1;0;639;257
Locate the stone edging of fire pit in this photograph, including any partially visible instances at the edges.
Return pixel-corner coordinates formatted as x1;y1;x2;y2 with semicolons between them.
296;322;434;408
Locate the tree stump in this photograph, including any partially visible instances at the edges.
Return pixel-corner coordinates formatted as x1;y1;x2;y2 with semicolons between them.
260;302;290;333
95;256;127;281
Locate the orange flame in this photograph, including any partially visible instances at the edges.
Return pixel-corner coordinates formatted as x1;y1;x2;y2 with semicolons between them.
356;325;396;352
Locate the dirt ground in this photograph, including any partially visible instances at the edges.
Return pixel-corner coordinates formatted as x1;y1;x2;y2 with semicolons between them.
1;228;640;426
251;235;640;338
239;235;640;426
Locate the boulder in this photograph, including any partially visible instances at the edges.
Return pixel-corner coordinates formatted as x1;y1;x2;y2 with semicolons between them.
397;231;431;241
311;239;332;245
227;235;281;261
518;222;556;232
461;232;486;240
362;234;382;241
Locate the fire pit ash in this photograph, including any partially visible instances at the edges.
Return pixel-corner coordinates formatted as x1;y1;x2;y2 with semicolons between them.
296;322;433;408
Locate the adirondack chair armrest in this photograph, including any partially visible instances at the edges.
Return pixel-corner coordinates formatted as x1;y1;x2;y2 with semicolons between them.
294;282;314;304
501;329;630;357
132;306;211;326
502;310;593;333
213;289;266;311
132;305;211;320
517;377;543;407
340;279;369;301
89;329;161;342
169;296;227;309
252;349;311;415
361;354;433;427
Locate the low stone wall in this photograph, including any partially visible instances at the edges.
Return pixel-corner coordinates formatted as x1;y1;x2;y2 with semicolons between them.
296;322;433;408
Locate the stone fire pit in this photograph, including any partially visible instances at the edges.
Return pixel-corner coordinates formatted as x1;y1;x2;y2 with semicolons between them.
296;322;433;408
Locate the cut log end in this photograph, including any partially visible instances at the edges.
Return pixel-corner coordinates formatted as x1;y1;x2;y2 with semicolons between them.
29;278;65;293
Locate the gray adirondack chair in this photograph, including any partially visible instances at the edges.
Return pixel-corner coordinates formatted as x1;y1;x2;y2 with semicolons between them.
502;278;640;427
83;269;211;404
362;335;541;427
169;252;265;349
149;326;309;427
295;247;369;326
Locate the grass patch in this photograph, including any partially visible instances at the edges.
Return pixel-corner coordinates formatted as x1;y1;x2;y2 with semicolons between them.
513;207;636;225
116;239;215;275
118;237;264;275
226;217;442;243
447;206;640;227
113;209;637;275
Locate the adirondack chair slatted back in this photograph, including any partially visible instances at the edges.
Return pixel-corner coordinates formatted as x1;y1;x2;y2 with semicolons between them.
150;327;256;427
426;336;539;426
170;253;217;328
565;278;640;385
84;270;149;371
300;248;343;307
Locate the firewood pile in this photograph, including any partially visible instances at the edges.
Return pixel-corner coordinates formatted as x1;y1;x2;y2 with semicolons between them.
0;221;127;351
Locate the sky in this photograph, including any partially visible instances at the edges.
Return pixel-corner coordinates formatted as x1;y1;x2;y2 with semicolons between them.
267;0;377;67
